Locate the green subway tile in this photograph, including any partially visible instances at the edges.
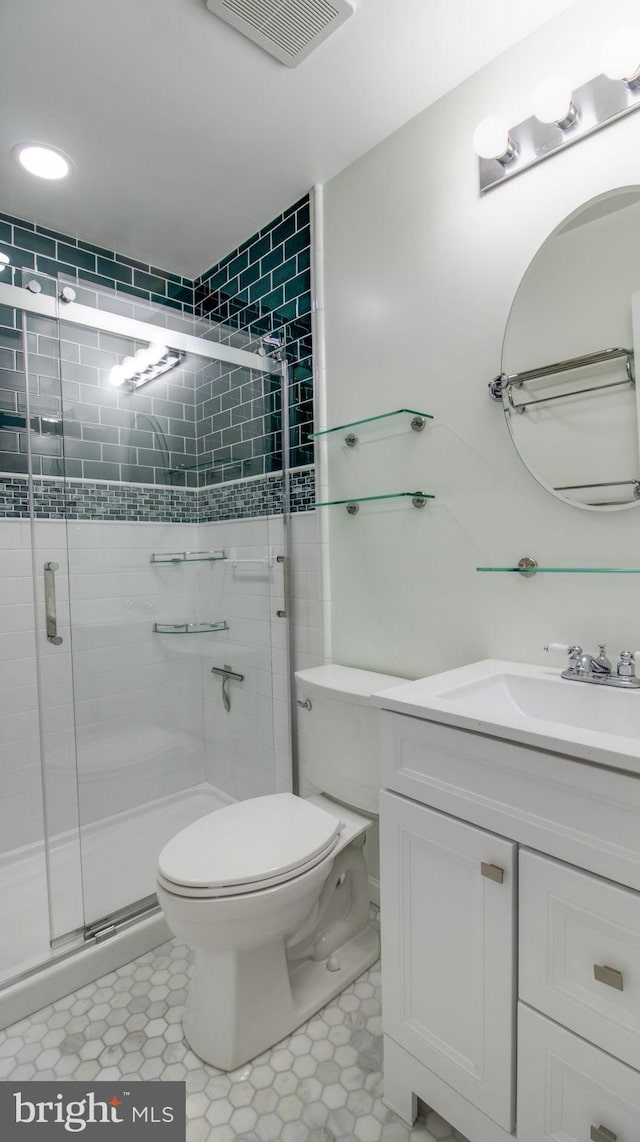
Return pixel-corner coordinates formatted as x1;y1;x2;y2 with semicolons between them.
117;253;150;272
273;256;298;288
57;243;96;272
240;262;260;290
0;222;10;244
249;275;274;303
116;283;150;300
36;224;74;243
0;212;30;228
78;239;114;258
285;229;309;260
277;300;297;323
229;250;248;278
14;228;56;257
97;257;132;284
167;281;193;303
261;245;285;275
36;255;70;279
225;275;239;297
262;286;284;311
297;293;312;317
285;270;310;302
298;248;310;271
152;266;181;284
272;216;296;247
82;270;120;290
134;269;166;294
249;235;270;264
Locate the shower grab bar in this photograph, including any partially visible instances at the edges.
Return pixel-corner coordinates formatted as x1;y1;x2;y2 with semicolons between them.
44;562;63;646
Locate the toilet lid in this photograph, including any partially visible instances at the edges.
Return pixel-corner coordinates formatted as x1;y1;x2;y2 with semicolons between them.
158;793;343;892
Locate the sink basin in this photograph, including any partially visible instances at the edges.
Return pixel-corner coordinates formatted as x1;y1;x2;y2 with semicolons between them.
371;660;640;774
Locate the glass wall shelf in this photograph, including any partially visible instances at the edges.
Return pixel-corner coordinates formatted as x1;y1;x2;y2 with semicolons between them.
314;491;434;514
477;566;640;575
153;621;229;634
310;408;433;444
150;550;226;564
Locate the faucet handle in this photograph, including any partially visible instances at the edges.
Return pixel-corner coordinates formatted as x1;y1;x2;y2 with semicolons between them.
617;650;636;677
544;643;572;655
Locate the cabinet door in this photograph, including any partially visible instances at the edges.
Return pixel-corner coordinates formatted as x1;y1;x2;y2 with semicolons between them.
379;791;516;1132
518;1003;640;1142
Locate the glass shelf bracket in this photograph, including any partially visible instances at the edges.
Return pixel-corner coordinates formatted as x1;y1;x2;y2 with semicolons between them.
314;491;434;514
310;408;433;446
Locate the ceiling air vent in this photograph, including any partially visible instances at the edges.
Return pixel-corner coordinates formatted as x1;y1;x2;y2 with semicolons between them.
205;0;355;68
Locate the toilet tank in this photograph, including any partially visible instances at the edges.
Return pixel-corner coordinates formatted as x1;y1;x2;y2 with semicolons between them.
295;665;406;814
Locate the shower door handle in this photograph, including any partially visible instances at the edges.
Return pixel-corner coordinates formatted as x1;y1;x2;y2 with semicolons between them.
44;562;63;645
276;554;289;618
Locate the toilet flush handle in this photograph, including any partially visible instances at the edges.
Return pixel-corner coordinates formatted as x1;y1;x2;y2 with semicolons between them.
297;698;312;711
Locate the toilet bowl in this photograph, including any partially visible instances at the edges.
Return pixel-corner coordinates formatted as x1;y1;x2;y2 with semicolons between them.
156;664;404;1070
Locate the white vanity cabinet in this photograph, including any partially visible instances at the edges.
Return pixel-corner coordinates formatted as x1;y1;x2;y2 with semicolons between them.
378;707;640;1142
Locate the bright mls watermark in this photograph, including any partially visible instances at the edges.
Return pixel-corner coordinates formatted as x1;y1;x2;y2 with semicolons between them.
0;1082;186;1140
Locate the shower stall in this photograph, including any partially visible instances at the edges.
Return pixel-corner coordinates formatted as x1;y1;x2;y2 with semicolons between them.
0;269;296;1015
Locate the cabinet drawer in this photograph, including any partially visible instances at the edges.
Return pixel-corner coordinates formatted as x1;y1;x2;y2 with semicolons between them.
517;1004;640;1142
520;851;640;1070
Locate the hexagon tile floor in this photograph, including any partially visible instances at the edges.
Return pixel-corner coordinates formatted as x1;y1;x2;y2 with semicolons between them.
0;916;468;1142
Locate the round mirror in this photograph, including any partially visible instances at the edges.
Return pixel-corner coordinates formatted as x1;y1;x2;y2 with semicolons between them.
500;187;640;510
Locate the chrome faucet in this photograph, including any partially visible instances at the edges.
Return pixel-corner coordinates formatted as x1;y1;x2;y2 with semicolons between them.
545;643;640;688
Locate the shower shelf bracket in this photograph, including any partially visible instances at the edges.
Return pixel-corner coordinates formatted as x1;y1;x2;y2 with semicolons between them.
153;621;229;635
150;550;227;564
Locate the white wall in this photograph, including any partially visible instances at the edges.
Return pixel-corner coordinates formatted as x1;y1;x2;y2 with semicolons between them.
323;0;640;680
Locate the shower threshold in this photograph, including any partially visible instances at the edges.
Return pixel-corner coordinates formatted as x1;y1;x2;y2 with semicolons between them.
0;783;230;1004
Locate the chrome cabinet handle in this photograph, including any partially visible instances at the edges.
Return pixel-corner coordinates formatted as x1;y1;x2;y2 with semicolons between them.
594;964;624;991
591;1126;617;1142
44;562;63;645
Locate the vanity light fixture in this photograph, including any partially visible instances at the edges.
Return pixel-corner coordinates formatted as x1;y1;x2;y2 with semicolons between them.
475;30;640;193
109;343;182;390
13;143;71;180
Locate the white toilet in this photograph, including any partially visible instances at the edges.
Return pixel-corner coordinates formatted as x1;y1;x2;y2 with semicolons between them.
156;664;402;1070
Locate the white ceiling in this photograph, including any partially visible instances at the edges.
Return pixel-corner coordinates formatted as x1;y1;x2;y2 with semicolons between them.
0;0;578;278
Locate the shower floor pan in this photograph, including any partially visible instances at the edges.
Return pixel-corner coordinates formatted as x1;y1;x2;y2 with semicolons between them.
0;783;229;1028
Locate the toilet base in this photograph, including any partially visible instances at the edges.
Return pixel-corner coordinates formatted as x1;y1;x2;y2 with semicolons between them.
183;920;379;1071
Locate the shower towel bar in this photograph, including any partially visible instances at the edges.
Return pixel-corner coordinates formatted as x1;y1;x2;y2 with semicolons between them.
150;550;226;564
490;347;635;411
153;621;229;635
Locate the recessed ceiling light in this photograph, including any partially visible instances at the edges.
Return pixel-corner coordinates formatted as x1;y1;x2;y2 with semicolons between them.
13;143;71;180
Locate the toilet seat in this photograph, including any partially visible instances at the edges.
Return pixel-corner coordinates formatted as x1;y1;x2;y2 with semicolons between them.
157;793;344;899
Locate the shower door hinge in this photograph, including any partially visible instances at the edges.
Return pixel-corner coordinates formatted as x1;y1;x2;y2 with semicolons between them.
83;894;159;944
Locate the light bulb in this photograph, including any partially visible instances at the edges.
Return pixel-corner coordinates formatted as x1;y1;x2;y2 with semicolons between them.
533;76;579;129
602;27;640;87
121;356;137;379
134;347;155;370
14;144;71;180
472;117;516;164
109;366;127;388
148;343;168;364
